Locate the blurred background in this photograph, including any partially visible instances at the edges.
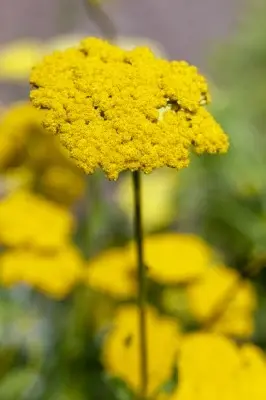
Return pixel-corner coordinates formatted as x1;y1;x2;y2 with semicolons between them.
1;0;266;399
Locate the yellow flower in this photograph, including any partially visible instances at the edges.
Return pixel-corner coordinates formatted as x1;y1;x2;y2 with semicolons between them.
30;37;228;180
0;246;84;299
84;234;213;298
0;103;85;205
238;344;266;399
0;40;42;80
0;102;41;169
115;168;178;232
39;165;85;206
102;305;180;396
135;233;213;284
0;190;73;251
186;265;257;337
84;247;136;298
165;333;266;400
173;333;240;400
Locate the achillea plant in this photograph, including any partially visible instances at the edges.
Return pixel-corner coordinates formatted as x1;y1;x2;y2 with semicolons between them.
102;305;180;397
0;103;85;206
161;333;266;400
29;37;228;399
30;37;228;181
0;190;84;298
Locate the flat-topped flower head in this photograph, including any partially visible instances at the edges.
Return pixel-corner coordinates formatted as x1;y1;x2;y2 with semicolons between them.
30;37;229;180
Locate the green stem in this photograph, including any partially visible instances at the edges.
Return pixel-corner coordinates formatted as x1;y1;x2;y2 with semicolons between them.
132;171;148;399
83;173;102;259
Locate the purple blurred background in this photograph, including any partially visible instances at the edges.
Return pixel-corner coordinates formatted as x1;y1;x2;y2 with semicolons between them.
0;0;244;65
0;0;246;103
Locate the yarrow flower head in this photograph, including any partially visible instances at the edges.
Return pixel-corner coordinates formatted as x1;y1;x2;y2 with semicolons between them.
83;233;214;299
0;102;85;205
102;305;180;396
0;190;74;251
30;37;229;180
0;246;84;299
164;333;266;400
186;265;257;338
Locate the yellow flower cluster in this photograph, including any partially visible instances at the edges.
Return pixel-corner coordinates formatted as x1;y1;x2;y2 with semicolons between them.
0;247;83;299
165;333;266;400
84;247;136;298
30;37;228;180
0;102;41;169
0;103;84;205
84;233;213;298
102;305;180;397
0;190;73;250
186;265;257;337
85;233;257;338
0;190;84;298
102;307;266;399
0;40;41;80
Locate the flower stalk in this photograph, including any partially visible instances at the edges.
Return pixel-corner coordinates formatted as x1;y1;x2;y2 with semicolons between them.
132;171;148;399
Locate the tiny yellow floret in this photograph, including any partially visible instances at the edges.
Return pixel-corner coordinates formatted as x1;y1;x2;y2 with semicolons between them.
30;37;228;180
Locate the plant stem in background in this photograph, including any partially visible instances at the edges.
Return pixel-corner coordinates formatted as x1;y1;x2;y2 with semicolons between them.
132;171;148;399
83;173;102;259
83;0;117;41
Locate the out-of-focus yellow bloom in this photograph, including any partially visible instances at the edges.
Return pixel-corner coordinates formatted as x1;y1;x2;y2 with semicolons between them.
237;344;266;399
165;333;266;400
186;265;257;337
0;190;73;251
0;246;84;299
84;233;213;298
136;233;213;284
102;305;180;396
85;248;136;298
0;102;41;169
0;40;42;80
0;37;85;81
39;165;85;206
30;37;228;180
116;168;177;232
0;103;85;205
84;247;136;298
173;333;240;400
